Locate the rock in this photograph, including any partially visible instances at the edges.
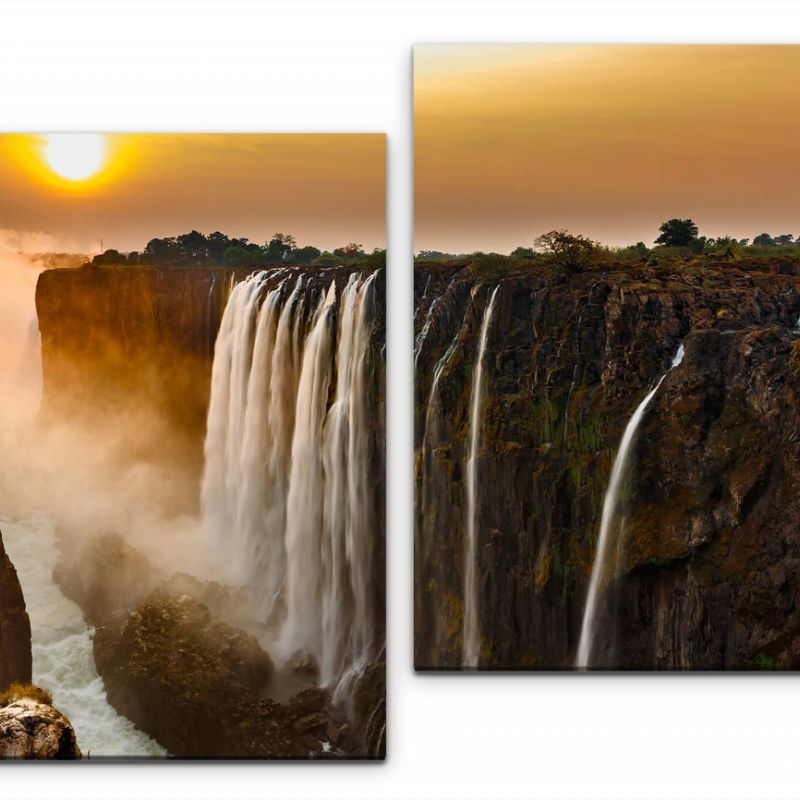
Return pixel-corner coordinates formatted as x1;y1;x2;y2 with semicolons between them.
414;256;800;669
92;590;356;757
349;655;386;758
0;698;81;759
286;650;320;679
0;529;32;688
93;590;274;757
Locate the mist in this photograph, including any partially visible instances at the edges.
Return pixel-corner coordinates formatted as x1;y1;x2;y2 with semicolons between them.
0;230;222;586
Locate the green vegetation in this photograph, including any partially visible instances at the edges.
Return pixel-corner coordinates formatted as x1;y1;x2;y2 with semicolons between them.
0;682;54;707
89;229;385;268
751;652;775;671
414;218;800;274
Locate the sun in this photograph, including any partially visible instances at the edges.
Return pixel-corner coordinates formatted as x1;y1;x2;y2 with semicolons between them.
42;133;107;182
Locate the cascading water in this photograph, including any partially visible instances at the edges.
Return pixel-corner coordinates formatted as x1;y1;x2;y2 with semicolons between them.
201;268;379;697
1;514;165;757
462;285;500;668
576;343;685;669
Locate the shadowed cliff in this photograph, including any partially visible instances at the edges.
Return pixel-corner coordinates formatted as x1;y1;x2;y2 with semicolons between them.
415;256;800;670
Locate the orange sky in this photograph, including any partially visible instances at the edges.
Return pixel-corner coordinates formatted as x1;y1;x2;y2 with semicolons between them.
415;45;800;253
0;134;385;254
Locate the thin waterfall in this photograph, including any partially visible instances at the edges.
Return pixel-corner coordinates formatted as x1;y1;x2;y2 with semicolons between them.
200;268;379;696
462;285;500;668
576;343;684;669
419;325;464;657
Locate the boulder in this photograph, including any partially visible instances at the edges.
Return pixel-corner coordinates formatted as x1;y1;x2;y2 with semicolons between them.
0;698;81;759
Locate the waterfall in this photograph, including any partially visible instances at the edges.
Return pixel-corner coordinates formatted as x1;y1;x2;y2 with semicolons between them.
462;285;500;668
576;344;684;669
200;268;379;696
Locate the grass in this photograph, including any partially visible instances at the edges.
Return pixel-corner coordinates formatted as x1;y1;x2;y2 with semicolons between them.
0;682;54;707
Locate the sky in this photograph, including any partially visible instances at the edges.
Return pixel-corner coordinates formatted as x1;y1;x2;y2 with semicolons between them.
414;45;800;253
0;133;385;254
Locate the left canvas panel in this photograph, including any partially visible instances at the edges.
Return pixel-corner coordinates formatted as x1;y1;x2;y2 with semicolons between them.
0;133;386;759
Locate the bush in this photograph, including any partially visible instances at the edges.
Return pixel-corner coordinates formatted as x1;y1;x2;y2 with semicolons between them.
311;251;344;266
0;682;53;707
466;252;512;280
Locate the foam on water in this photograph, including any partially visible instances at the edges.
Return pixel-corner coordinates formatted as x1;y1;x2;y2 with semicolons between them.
1;512;165;757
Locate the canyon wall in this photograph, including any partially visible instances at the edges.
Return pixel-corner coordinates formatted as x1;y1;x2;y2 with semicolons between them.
0;529;32;689
415;257;800;669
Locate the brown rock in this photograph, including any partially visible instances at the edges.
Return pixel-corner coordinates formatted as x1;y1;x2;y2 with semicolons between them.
0;699;81;759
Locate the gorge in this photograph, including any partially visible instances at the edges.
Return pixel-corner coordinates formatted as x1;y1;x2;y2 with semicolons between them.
1;260;385;757
415;255;800;670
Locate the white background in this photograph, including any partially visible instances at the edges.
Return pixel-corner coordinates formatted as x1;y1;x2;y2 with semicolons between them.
2;1;800;798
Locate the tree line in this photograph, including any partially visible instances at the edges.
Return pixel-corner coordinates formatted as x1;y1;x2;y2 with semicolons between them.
90;230;385;268
417;219;800;263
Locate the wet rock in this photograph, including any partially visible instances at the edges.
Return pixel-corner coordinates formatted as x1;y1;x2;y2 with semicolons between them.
286;650;319;679
414;257;800;669
0;529;31;688
0;698;81;759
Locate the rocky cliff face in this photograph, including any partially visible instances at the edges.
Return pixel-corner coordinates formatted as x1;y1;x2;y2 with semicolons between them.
35;264;253;470
415;257;800;669
0;530;31;689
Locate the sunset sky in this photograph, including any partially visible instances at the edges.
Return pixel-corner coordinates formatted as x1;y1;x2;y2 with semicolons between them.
0;134;385;254
415;45;800;253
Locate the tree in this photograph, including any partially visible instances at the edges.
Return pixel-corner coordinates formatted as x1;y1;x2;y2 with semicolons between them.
533;230;598;271
265;233;296;262
775;234;795;246
207;231;232;262
289;245;321;264
753;233;775;246
654;219;699;247
177;230;209;262
311;251;343;266
333;242;365;261
90;248;127;266
510;246;535;258
222;245;258;266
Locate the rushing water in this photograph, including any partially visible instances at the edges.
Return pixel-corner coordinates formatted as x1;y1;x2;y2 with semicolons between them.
576;344;685;669
201;269;379;697
462;286;499;669
1;512;164;757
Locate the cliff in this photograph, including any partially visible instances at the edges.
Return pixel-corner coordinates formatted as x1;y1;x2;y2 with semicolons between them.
35;263;386;497
0;529;31;689
415;256;800;669
35;264;252;468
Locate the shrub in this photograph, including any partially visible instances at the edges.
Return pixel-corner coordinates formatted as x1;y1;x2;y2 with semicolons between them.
0;682;54;707
311;251;344;266
533;230;599;272
466;252;512;280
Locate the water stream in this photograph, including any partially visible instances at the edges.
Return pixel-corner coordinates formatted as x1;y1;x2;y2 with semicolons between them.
575;344;684;669
1;512;165;757
462;285;499;668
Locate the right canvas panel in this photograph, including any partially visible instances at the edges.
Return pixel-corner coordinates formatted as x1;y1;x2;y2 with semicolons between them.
414;44;800;670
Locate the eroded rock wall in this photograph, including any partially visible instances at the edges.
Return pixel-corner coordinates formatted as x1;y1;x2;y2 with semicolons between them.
414;258;800;669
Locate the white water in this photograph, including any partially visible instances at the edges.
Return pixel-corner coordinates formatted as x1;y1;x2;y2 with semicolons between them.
1;512;165;757
201;269;379;697
576;344;684;669
462;285;499;669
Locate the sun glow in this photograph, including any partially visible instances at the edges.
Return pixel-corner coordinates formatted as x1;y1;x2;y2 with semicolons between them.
42;134;107;182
